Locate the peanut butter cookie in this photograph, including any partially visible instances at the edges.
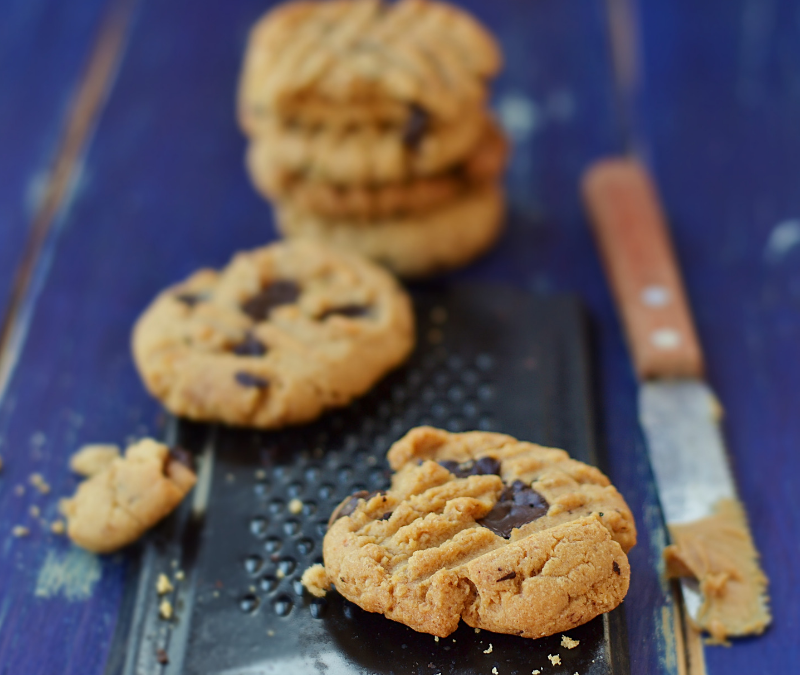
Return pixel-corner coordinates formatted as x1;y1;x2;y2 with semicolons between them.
306;427;636;638
132;240;415;427
275;183;505;277
62;439;196;553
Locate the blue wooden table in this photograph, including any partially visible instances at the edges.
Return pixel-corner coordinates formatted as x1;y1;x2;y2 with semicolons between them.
0;1;797;673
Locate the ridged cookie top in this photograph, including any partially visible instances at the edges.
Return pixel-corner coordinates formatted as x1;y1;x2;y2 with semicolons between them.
318;427;637;638
239;0;502;127
386;426;636;552
132;240;415;428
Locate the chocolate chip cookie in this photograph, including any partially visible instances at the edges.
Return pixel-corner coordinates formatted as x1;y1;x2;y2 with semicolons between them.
276;183;505;277
245;109;491;187
62;439;196;553
238;0;501;130
306;427;636;638
132;240;415;428
248;117;508;219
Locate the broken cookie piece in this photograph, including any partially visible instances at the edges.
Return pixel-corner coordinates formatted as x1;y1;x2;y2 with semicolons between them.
69;444;121;476
62;438;196;553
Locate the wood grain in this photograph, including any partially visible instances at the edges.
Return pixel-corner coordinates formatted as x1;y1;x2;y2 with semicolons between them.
634;0;800;671
582;158;705;380
7;0;799;673
0;0;113;323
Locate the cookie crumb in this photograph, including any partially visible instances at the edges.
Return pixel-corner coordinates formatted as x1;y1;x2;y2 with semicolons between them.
532;671;541;674
29;473;50;494
434;636;439;642
156;648;169;665
159;599;173;620
29;505;40;518
14;485;24;496
254;469;267;480
175;570;185;581
561;635;580;649
156;574;174;595
276;569;285;579
288;498;303;514
267;629;275;637
69;444;120;476
548;654;561;666
50;520;66;535
301;564;330;597
492;668;499;675
474;628;481;634
483;643;493;654
12;525;30;537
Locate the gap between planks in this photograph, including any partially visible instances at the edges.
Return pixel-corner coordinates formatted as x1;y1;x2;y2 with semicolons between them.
0;0;137;401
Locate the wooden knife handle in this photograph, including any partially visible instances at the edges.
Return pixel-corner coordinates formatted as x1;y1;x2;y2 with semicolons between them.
581;158;705;380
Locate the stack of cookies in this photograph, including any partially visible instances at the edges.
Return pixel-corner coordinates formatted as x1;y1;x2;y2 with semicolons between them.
238;0;508;278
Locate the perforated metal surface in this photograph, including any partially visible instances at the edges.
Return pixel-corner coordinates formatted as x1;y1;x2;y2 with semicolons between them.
112;286;629;675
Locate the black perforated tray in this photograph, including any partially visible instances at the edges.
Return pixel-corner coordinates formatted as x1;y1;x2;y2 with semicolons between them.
108;285;629;675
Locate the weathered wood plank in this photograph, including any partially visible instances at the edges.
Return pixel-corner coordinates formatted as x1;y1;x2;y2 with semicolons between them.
634;0;800;670
0;0;113;324
0;0;677;673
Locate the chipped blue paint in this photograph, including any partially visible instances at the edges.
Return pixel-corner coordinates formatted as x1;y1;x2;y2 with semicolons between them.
35;548;102;601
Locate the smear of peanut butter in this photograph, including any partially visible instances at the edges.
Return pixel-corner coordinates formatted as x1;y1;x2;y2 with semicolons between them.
664;498;770;643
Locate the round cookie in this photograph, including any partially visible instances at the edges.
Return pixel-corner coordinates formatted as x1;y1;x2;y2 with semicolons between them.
275;183;505;277
244;109;491;186
238;0;501;129
247;117;508;219
305;427;637;639
132;240;415;428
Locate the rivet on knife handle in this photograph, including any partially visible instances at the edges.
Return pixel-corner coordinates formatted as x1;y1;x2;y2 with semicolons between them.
581;159;705;380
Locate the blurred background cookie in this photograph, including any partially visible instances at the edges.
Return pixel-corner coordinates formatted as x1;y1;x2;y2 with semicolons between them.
132;239;415;428
238;0;508;276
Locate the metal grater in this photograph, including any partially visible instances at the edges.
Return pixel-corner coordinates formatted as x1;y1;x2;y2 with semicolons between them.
108;285;630;675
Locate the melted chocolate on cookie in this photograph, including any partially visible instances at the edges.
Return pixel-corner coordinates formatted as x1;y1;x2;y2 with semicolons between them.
318;304;371;320
175;292;207;307
241;280;300;321
478;480;549;538
328;490;385;527
168;445;194;471
234;372;269;388
438;456;501;478
233;333;267;356
402;105;429;149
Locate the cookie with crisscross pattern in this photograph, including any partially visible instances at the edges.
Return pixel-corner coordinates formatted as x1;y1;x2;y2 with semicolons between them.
304;427;636;638
238;0;501;129
248;117;507;218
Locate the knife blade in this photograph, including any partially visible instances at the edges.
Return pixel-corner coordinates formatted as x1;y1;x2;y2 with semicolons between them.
581;158;770;642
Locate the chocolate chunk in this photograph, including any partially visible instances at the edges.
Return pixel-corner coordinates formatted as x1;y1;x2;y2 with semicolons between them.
328;490;383;527
233;333;267;356
438;456;501;478
496;571;516;582
379;512;393;521
175;292;205;307
318;304;371;320
168;446;194;471
234;372;269;388
613;561;621;575
241;280;300;321
402;105;429;149
478;480;549;538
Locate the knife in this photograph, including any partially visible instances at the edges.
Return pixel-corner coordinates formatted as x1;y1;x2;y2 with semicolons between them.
581;158;770;643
